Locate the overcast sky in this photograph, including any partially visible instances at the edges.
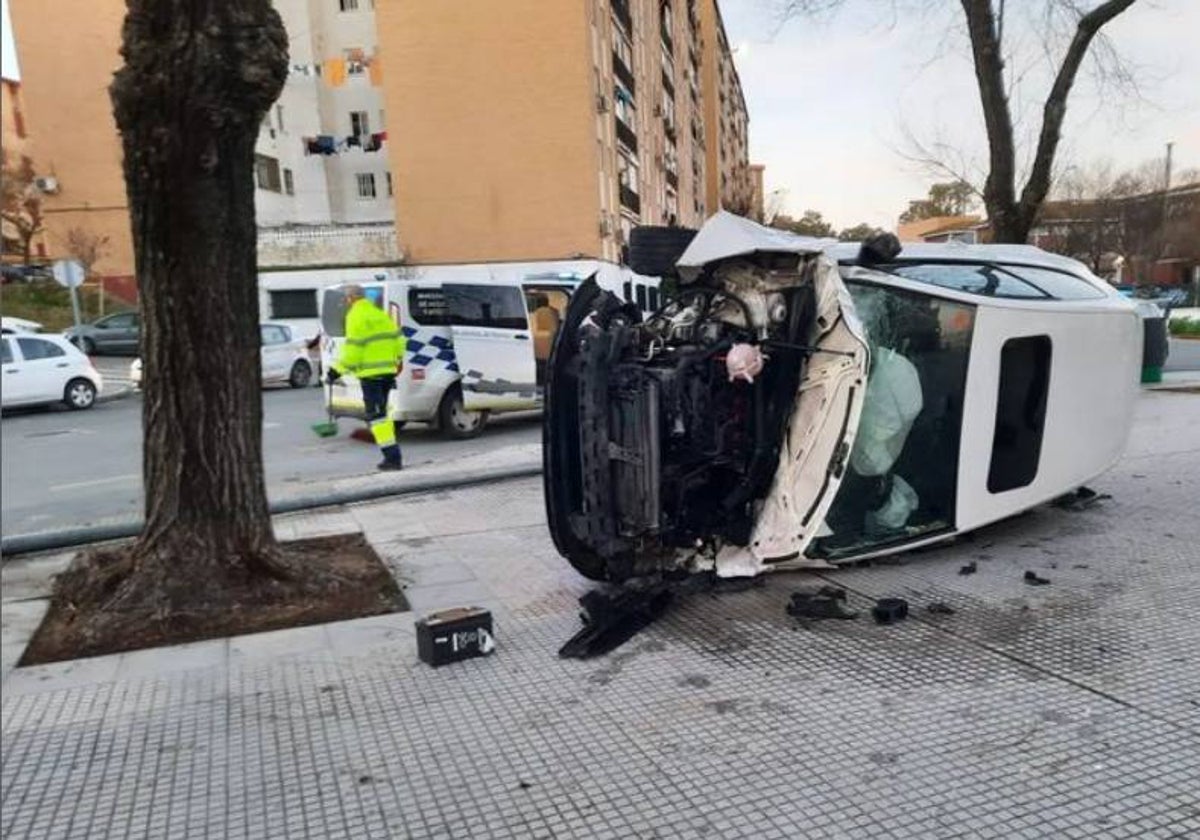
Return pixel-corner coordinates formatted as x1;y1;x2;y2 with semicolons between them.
4;0;1196;230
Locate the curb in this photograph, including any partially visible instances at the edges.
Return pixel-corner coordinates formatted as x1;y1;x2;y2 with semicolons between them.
97;386;136;404
0;464;543;558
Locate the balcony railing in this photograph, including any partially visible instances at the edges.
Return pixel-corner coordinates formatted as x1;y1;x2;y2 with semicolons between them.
616;117;639;152
613;53;636;94
612;0;632;34
661;70;675;97
664;119;677;143
619;184;641;214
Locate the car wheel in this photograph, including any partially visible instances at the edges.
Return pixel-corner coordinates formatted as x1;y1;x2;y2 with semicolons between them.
288;360;313;388
64;378;97;410
627;226;699;278
79;337;97;356
438;386;488;439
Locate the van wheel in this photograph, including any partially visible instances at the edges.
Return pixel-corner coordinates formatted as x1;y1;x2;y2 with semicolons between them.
438;386;488;439
64;378;97;410
288;360;313;388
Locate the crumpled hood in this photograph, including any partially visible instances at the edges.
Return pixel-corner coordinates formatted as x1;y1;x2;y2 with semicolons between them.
676;211;837;280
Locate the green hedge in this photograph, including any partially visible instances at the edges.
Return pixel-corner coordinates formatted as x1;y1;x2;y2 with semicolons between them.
0;282;131;331
1169;317;1200;338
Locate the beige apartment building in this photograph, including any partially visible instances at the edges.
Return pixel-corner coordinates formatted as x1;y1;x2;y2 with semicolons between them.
377;0;758;264
9;0;758;280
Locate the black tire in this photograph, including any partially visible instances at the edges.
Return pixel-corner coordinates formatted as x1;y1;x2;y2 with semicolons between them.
63;378;97;410
627;226;699;277
438;385;488;439
79;337;97;356
288;359;313;389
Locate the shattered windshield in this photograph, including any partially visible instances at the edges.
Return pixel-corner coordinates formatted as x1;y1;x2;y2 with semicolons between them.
810;282;975;560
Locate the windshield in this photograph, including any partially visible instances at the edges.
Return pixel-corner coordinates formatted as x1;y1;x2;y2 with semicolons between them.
811;281;975;560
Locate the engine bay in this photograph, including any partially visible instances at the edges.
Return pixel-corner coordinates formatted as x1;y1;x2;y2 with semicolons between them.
545;254;827;582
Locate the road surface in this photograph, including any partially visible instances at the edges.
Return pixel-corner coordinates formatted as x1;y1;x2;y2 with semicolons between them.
1;384;542;538
1165;337;1200;372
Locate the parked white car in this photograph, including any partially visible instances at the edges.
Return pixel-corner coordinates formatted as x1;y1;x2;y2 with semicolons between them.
129;322;315;389
1;316;44;335
1;333;104;411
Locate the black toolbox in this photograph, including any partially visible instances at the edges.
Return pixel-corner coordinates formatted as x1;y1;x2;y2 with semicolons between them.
416;607;495;667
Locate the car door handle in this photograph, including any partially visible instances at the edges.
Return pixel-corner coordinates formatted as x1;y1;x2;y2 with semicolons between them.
514;334;529;340
56;362;70;368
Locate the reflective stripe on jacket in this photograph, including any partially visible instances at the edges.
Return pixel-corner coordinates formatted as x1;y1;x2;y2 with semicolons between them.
338;298;404;379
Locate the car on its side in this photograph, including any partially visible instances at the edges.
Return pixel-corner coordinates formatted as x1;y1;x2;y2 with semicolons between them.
65;311;140;356
545;213;1142;582
1;333;104;411
129;322;315;390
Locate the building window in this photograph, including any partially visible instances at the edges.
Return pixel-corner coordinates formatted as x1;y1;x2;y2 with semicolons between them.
275;104;284;132
386;172;393;197
613;84;636;127
614;28;634;74
283;169;295;196
269;289;319;319
345;48;367;75
350;110;371;138
356;173;377;199
617;149;639;194
254;154;282;193
339;0;359;11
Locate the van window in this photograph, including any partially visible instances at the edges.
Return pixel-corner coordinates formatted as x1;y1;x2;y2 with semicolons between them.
260;325;291;346
988;335;1052;493
1;339;12;364
321;288;348;337
635;285;648;311
269;289;318;319
647;286;661;312
408;288;450;326
444;284;529;330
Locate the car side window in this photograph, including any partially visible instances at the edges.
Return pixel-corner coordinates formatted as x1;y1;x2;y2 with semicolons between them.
885;264;1046;299
260;326;288;346
17;338;66;361
102;313;136;329
1;339;13;364
444;284;529;330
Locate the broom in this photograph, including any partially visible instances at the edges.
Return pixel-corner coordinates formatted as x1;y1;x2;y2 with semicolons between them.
311;381;339;438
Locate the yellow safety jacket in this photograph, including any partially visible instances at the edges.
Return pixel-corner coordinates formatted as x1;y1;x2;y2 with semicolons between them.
338;298;405;380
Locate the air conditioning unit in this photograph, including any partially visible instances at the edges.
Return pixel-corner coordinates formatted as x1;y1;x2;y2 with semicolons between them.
34;176;59;194
596;94;609;113
599;215;613;237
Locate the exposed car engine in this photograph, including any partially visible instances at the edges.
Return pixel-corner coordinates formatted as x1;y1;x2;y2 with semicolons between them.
545;255;827;582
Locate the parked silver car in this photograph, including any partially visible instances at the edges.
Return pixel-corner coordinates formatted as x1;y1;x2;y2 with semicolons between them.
64;311;140;356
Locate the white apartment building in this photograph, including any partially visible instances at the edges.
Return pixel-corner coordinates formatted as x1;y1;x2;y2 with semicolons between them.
254;0;395;238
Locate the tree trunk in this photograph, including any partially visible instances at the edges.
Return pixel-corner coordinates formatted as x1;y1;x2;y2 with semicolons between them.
109;0;289;594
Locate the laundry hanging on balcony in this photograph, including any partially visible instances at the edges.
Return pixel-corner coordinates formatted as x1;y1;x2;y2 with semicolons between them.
303;135;339;156
323;58;348;87
363;132;388;153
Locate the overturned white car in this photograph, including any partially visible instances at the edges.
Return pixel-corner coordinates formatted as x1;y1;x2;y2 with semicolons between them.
544;213;1141;582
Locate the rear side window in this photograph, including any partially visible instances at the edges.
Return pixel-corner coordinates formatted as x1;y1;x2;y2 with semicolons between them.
17;338;66;360
408;288;449;326
444;284;529;330
269;289;318;319
260;325;290;346
988;335;1052;493
321;288;348;337
1;339;12;364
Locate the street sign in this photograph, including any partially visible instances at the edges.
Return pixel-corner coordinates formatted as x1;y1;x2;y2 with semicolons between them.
51;260;85;330
51;260;85;289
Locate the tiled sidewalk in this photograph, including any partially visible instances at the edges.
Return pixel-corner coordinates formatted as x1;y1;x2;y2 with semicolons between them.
2;393;1198;839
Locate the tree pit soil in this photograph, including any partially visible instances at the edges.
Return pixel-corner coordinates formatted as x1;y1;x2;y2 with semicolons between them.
20;533;408;666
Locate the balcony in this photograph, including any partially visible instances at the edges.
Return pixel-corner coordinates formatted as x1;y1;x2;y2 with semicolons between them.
613;53;636;94
661;70;675;98
664;119;677;143
612;0;632;34
661;29;674;55
616;117;638;152
666;170;679;189
619;184;641;214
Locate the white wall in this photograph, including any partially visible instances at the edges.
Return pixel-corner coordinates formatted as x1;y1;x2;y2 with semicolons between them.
254;0;393;228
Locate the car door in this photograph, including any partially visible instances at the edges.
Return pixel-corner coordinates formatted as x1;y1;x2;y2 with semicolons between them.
442;283;538;412
14;337;73;403
1;338;33;406
94;312;136;353
259;325;291;382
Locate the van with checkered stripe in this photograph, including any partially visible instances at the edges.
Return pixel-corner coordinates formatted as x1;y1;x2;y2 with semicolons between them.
319;260;660;438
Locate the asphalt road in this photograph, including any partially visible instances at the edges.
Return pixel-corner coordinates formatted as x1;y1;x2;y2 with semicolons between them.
1;383;542;538
1165;337;1200;372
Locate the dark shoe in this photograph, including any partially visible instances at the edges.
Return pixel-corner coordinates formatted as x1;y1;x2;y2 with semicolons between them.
377;459;403;472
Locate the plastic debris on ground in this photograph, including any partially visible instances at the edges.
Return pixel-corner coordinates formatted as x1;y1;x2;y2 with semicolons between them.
872;597;909;624
786;585;858;620
1051;486;1111;512
1024;571;1052;586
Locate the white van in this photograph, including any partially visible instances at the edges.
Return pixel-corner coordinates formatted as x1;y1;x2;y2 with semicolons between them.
319;260;660;437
